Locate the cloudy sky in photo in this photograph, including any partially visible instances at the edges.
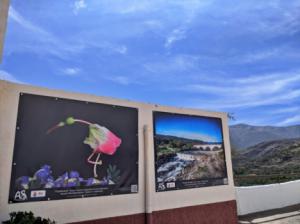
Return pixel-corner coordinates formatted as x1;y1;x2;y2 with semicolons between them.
1;0;300;126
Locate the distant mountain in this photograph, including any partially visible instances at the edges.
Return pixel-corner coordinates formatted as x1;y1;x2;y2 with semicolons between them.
229;124;300;150
155;134;206;144
239;138;300;160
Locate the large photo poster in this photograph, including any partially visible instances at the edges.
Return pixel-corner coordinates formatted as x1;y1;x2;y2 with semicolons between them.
153;112;228;192
9;93;138;203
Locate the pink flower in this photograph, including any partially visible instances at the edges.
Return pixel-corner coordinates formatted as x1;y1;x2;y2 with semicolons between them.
47;117;122;178
84;124;122;155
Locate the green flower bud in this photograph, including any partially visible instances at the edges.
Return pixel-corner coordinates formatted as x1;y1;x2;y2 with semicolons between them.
66;117;75;125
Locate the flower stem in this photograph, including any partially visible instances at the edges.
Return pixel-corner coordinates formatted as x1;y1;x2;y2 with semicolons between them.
47;117;92;134
46;122;65;134
74;119;92;126
94;153;101;178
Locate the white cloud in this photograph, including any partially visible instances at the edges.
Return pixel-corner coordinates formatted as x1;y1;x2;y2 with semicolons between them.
116;1;152;14
165;28;186;48
193;89;300;110
162;0;214;48
73;0;87;15
277;115;300;126
216;89;300;109
8;7;84;59
9;7;48;36
93;0;213;15
143;20;163;29
240;49;280;63
183;72;300;97
235;73;281;84
105;75;144;85
107;76;131;85
8;6;127;58
114;45;127;54
250;9;300;37
71;38;128;55
270;107;300;114
144;54;198;74
179;71;300;110
0;70;22;83
62;67;81;76
231;46;300;65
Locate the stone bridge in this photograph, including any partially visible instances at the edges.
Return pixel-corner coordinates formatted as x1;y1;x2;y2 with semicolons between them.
192;144;222;151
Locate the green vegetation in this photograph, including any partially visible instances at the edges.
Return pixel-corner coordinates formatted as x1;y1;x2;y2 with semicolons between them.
233;139;300;186
3;211;56;224
156;135;198;159
157;145;184;157
234;174;300;186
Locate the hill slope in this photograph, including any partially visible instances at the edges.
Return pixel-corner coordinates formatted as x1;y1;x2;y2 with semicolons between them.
233;138;300;176
229;124;300;150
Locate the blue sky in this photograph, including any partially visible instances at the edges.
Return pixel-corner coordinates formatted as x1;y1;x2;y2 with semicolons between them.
155;113;223;142
1;0;300;126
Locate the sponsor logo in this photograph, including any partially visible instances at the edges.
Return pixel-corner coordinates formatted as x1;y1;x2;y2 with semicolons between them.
131;184;138;193
166;182;175;188
30;190;46;198
158;183;165;191
14;190;27;201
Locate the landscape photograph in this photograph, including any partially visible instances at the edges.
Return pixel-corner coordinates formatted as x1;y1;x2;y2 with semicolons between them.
230;124;300;186
153;112;228;191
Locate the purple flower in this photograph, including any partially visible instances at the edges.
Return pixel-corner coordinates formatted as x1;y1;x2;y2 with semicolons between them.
54;172;68;188
34;165;52;184
69;171;80;179
15;176;30;190
99;177;109;186
67;178;80;187
85;178;100;186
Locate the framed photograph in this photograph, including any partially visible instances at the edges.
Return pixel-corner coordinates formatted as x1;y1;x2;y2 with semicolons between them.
9;93;139;203
153;111;228;192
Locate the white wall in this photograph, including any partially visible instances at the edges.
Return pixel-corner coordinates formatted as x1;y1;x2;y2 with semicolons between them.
0;81;236;223
0;0;9;62
236;180;300;216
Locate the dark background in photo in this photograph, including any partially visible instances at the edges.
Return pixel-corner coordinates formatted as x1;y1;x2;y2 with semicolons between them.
9;93;138;202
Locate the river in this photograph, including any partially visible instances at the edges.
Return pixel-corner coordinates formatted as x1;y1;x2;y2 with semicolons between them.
157;154;193;182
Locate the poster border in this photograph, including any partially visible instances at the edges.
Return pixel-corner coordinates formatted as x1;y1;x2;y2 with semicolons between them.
152;111;228;192
8;92;140;203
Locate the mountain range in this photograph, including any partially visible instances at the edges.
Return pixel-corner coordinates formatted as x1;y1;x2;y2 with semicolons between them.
230;124;300;185
229;124;300;150
156;134;223;144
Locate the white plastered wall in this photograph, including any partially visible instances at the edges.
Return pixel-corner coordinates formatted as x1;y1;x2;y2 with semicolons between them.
0;81;236;223
236;180;300;216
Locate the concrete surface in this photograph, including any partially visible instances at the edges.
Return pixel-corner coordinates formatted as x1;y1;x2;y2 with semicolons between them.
239;204;300;224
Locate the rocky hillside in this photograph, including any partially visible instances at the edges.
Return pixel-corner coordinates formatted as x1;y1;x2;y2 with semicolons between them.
230;124;300;150
233;138;300;176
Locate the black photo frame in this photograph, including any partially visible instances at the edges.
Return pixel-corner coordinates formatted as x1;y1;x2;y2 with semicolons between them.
153;111;228;192
9;93;139;203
